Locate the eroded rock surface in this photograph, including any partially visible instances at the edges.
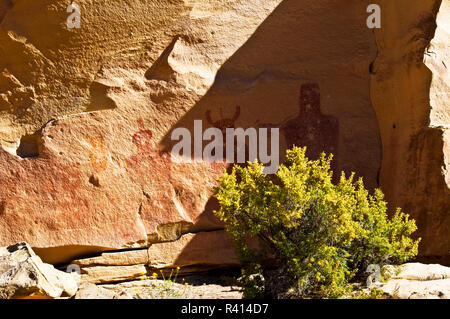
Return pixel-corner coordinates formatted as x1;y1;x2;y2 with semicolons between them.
0;242;79;299
0;0;448;265
371;0;450;262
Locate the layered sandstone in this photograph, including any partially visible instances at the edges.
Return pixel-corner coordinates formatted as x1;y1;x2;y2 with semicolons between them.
0;0;448;266
371;0;450;263
0;242;79;298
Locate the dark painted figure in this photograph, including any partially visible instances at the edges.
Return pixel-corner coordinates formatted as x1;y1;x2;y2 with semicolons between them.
261;83;339;172
206;105;241;134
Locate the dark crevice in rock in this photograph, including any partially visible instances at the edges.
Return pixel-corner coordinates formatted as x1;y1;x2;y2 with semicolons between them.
369;28;382;189
0;0;13;24
16;133;41;158
88;175;101;187
6;242;27;253
369;61;376;75
11;118;56;159
0;200;5;216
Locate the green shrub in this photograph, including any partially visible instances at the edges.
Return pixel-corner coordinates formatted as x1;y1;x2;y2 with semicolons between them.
213;147;420;298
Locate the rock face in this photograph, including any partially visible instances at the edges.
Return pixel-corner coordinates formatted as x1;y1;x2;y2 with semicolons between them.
371;0;450;264
71;230;241;283
378;263;450;299
79;265;147;284
0;242;79;299
0;0;448;265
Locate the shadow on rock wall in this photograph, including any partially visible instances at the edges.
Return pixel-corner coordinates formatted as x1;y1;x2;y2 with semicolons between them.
166;0;382;262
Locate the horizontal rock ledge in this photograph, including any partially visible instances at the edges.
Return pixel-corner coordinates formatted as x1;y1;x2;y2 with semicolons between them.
70;230;242;284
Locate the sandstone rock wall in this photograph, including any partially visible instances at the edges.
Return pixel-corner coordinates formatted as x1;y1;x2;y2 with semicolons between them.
0;0;448;265
372;0;450;263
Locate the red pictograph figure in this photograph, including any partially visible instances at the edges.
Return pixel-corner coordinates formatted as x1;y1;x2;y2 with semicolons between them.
126;119;174;225
126;118;226;230
260;83;339;171
132;118;153;152
205;105;242;162
131;118;172;169
206;105;241;133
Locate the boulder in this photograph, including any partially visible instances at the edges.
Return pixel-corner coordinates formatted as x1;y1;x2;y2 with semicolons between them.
382;279;450;299
384;263;450;281
0;242;79;299
377;263;450;299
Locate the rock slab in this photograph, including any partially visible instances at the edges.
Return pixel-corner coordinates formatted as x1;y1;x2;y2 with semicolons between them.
0;242;79;299
378;263;450;299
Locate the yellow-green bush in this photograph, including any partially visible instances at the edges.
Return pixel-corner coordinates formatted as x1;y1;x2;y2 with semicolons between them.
213;147;420;298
